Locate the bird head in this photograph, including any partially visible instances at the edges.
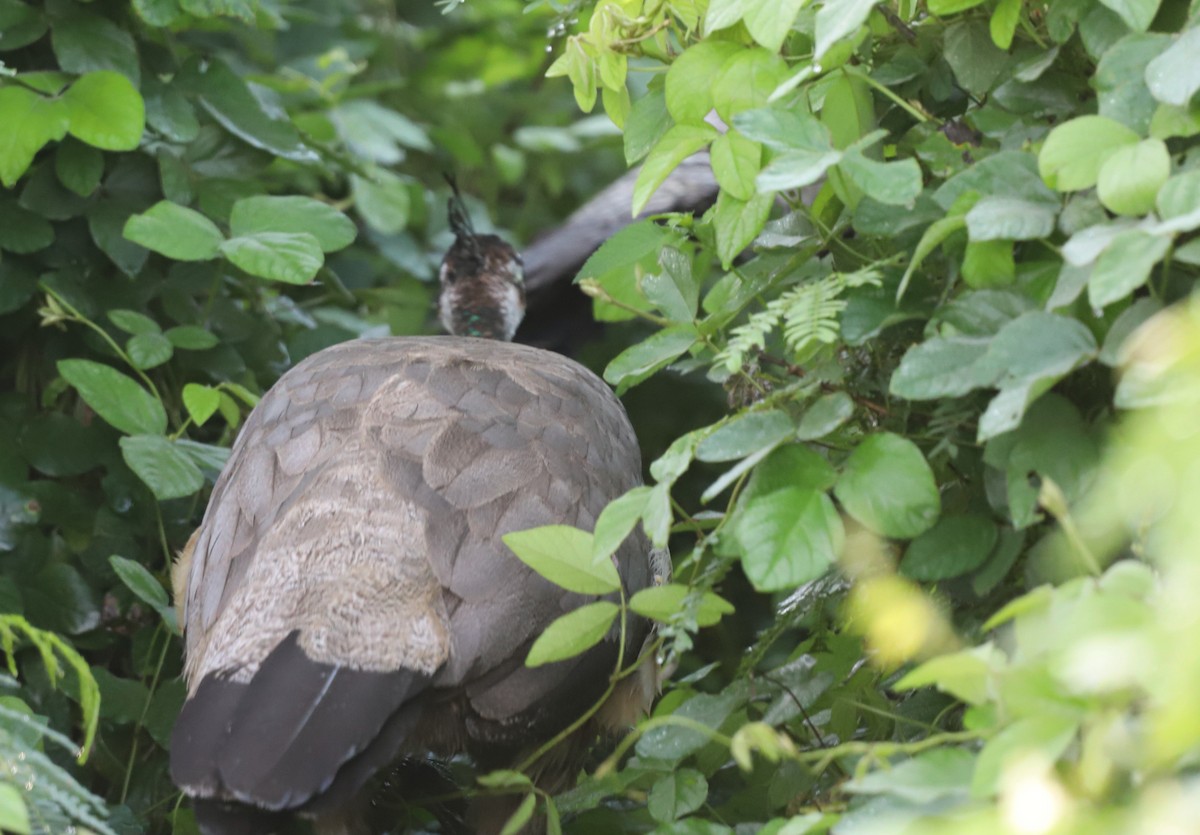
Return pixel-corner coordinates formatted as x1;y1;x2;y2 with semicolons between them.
438;175;525;341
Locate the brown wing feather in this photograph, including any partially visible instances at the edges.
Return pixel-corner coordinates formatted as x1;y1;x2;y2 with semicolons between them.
174;336;652;814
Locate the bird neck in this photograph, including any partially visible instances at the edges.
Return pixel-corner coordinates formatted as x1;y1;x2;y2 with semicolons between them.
439;275;524;341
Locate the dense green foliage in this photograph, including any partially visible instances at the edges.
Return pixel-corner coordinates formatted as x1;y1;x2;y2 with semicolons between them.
1;0;1200;833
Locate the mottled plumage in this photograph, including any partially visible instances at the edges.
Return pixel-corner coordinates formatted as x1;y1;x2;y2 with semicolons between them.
171;338;659;834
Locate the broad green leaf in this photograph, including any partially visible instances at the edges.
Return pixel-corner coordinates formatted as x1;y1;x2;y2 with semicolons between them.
50;10;139;84
962;240;1016;288
477;770;533;790
604;326;697;389
179;57;317;162
795;392;855;440
503;525;620;594
0;197;53;253
166;325;219;350
1149;102;1200;140
1095;33;1169;135
733;107;832;152
328;99;432;163
0;782;30;835
900;514;999;581
1097;0;1161;31
57;359;167;436
1155;169;1200;233
894;643;1004;705
974;312;1098;390
577;219;675;283
944;21;1009;95
972;716;1079;797
928;0;987;11
526;601;618;667
109;555;177;631
743;0;805;52
648;769;708;823
733;486;843;591
592;486;651;562
696;410;794;462
966;197;1057;241
990;0;1021;49
124;201;224;261
891;336;991;400
633;125;718;216
127;332;174;370
709;131;761;201
845;748;975;804
642;245;698;322
629;584;734;627
220;232;324;285
835;433;940;539
108;309;159;336
746;443;838;494
665;41;741;125
1096;138;1169;216
624;89;671;165
837;151;922;206
711;48;790;123
54;138;104;197
1038;116;1139;191
120;435;205;500
183;383;221;426
713;190;773;268
705;0;745;30
351;171;411;234
756;149;843;193
0;86;69;187
230;195;357;253
815;0;875;59
1145;27;1200;106
1088;229;1171;309
64;71;145;151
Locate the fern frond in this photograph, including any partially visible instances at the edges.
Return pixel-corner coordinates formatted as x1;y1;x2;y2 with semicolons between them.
718;308;782;372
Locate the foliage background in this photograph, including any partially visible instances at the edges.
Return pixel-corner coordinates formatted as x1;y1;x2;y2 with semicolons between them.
1;0;1199;833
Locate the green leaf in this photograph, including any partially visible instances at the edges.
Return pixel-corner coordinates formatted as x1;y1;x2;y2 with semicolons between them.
989;0;1021;49
1097;0;1160;31
757;148;843;193
894;643;1003;705
972;716;1079;797
743;0;805;52
835;433;940;539
64;71;145;151
1038;115;1139;191
796;391;855;440
219;232;324;285
734;107;833;152
629;584;734;627
351;171;411;234
1145;27;1200;106
1154;169;1200;234
665;41;741;125
592;486;651;562
0;86;69;187
815;0;875;59
712;48;790;123
837;151;922;206
57;359;167;436
696;410;794;462
966;197;1057;241
845;748;975;804
179;57;317;163
230;195;357;253
54;138;104;197
50;10;139;84
0;782;30;835
123;201;224;261
714;190;773;268
328;99;432;163
165;325;219;350
710;131;761;201
108;309;159;336
498;794;536;835
526;601;618;667
1088;230;1171;309
633;125;717;216
183;383;221;426
642;246;698;322
503;525;620;595
900;514;999;581
109;555;176;631
120;435;205;500
127;332;174;370
962;240;1016;288
648;768;708;822
0;196;54;254
734;487;843;591
603;326;697;389
624;89;671;165
928;0;987;11
944;21;1009;95
1096;138;1170;216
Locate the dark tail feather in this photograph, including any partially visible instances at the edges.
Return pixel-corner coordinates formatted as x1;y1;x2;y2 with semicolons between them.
444;173;479;246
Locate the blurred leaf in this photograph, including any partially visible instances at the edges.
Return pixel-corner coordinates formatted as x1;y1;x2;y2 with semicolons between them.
900;514;999;581
1039;115;1139;191
526;602;618;667
835;433;941;538
648;768;708;822
665;41;741;125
